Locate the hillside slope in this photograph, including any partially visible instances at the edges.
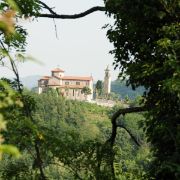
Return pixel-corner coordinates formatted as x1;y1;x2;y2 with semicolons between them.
111;80;144;99
20;75;41;89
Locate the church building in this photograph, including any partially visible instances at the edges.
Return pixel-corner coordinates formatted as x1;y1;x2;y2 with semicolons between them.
38;68;93;101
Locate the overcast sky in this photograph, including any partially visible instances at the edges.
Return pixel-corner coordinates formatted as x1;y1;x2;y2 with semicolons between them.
0;0;119;81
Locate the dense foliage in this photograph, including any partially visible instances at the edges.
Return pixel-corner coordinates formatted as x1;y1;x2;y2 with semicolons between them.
0;79;20;159
105;0;180;179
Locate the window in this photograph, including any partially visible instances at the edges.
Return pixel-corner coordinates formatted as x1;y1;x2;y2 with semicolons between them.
65;82;69;85
86;82;89;86
76;82;80;85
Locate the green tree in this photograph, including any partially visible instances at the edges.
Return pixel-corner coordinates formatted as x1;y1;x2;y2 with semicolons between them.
95;80;103;98
81;86;92;100
0;80;20;159
105;0;180;179
0;0;23;159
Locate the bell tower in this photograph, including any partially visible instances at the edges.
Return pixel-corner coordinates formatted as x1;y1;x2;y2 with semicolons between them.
104;65;111;94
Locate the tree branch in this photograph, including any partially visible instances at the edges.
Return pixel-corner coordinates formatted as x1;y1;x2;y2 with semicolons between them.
38;6;106;19
104;106;146;177
117;124;141;146
34;141;46;180
0;40;22;93
39;1;57;15
108;106;146;146
112;106;146;123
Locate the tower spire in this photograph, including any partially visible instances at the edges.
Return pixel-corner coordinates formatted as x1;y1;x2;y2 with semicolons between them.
104;65;111;94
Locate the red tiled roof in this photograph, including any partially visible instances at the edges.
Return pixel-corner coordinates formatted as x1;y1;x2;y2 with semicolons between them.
39;76;51;80
51;68;64;72
62;76;93;81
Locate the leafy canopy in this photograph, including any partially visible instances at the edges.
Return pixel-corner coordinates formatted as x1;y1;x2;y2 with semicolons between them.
105;0;180;179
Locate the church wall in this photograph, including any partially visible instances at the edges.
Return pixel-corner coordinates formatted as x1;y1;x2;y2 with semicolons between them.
62;80;89;87
60;88;86;100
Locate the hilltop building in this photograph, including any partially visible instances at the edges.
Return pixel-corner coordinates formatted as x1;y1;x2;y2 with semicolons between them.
103;65;111;94
38;68;93;101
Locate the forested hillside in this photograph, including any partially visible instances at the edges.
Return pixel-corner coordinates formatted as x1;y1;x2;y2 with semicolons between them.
111;80;144;99
0;88;150;179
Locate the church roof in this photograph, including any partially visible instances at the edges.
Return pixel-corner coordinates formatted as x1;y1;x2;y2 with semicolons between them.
39;76;51;80
38;68;93;83
51;68;65;72
62;76;93;81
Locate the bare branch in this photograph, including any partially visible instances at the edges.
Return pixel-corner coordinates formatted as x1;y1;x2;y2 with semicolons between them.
39;1;57;15
108;106;146;146
117;124;141;146
0;40;22;93
38;6;106;19
112;106;146;123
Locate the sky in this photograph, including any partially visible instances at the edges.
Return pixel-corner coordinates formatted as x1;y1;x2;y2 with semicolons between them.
0;0;119;81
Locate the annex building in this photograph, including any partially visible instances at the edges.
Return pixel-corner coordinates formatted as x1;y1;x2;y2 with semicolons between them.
38;68;93;101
